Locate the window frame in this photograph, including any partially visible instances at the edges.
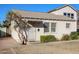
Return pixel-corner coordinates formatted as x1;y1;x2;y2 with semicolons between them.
63;12;74;19
68;13;70;17
44;22;49;33
63;13;67;16
71;13;74;19
66;23;70;29
51;23;56;32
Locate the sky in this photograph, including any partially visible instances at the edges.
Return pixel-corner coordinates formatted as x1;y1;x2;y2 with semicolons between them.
0;4;79;23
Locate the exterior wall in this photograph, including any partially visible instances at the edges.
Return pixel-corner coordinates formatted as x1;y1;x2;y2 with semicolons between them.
27;27;44;42
27;27;36;41
35;28;44;41
42;20;77;40
11;20;22;43
50;6;77;20
11;19;77;42
11;20;44;43
0;27;6;37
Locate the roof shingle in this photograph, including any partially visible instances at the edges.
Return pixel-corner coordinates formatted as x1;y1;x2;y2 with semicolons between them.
12;9;75;21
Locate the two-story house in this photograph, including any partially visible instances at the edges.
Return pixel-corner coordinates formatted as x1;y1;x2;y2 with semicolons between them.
8;5;78;43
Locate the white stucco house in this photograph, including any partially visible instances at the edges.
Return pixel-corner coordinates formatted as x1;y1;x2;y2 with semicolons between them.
8;5;79;43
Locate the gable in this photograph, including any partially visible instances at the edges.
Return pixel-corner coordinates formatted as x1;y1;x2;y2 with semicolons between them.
48;5;77;20
48;5;77;13
51;6;77;14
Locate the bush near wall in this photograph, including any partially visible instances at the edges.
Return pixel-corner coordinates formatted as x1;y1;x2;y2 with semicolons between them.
61;34;70;41
61;32;79;41
70;32;79;40
40;35;57;43
40;32;79;43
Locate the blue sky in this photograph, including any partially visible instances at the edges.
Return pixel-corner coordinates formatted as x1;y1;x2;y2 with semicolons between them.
0;4;79;23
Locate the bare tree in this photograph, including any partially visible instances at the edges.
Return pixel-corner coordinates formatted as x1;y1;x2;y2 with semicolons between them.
7;11;32;45
14;19;32;45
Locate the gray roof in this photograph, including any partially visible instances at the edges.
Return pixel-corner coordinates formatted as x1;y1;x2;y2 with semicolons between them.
12;9;75;21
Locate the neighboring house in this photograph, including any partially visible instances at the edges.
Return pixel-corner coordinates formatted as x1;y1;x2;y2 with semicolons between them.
8;5;79;43
0;26;6;37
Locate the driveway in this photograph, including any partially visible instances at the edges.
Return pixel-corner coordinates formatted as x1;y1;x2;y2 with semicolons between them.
0;37;19;50
0;38;79;54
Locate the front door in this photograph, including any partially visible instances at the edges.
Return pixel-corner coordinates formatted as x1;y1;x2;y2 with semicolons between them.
27;27;36;41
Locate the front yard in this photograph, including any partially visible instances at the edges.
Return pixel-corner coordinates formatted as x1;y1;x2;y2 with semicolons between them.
0;37;79;54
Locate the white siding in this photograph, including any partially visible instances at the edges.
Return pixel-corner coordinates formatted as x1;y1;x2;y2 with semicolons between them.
11;20;22;43
42;20;77;40
11;20;44;43
35;28;44;41
11;20;77;42
27;27;36;41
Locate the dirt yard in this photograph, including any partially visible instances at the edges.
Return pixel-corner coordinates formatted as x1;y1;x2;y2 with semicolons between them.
0;37;19;50
0;37;79;54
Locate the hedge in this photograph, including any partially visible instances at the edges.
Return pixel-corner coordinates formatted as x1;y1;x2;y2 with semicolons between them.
70;32;79;40
40;35;57;43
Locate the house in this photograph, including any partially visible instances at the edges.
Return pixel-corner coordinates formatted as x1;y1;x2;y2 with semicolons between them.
8;5;78;43
0;26;7;37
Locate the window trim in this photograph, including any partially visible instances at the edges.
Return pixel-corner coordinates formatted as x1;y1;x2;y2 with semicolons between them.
44;22;49;33
66;23;70;29
63;12;74;19
71;13;74;19
63;13;67;16
51;23;56;32
68;13;70;17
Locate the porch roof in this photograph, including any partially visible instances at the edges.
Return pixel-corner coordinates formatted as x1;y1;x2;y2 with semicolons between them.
28;21;43;27
12;9;75;21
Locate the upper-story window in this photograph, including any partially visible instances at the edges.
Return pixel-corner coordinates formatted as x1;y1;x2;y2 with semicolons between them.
63;13;74;19
44;22;49;32
68;13;70;17
71;13;74;19
64;13;67;16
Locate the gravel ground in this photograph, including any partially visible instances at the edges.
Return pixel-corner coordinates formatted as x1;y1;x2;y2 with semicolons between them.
0;37;79;54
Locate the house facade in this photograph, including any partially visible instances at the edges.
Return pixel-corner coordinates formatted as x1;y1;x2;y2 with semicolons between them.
9;5;78;43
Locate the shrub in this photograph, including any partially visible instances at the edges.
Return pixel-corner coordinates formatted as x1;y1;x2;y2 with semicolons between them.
61;34;70;41
40;35;57;43
70;32;78;40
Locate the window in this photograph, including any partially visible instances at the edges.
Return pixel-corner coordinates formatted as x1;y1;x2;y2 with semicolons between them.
71;13;74;19
71;13;74;16
44;22;49;32
51;23;56;32
63;13;74;19
64;13;66;16
66;23;70;28
68;13;70;17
